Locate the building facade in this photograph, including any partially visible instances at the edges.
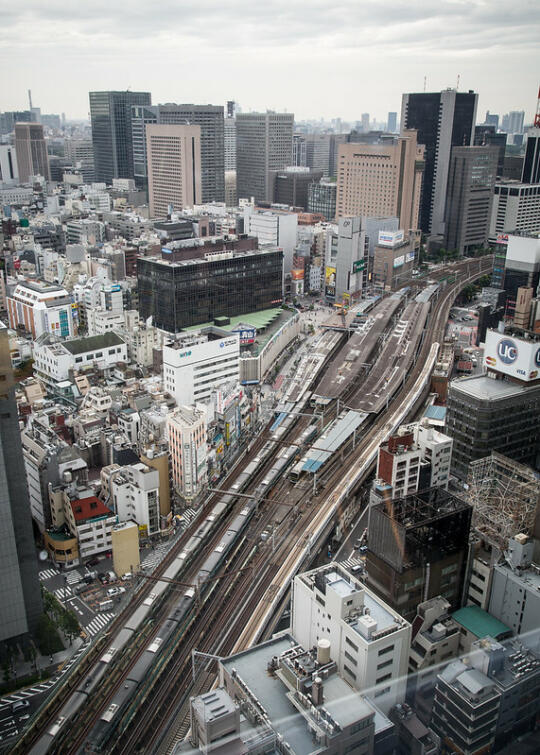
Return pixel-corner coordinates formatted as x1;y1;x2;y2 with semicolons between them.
7;280;74;339
167;405;207;501
490;182;540;237
444;145;498;255
146;123;202;217
163;332;240;406
335;131;424;232
137;245;283;333
14;122;50;182
89;90;152;184
308;180;337;221
401;89;478;235
236;112;294;203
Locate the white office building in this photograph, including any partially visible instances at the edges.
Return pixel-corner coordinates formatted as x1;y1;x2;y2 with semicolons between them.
292;562;411;714
243;205;298;273
110;462;160;536
490;181;540;237
163;332;240;406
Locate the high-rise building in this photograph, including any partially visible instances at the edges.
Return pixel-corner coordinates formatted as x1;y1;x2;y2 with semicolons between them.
335;131;424;231
166;405;207;501
0;322;43;646
130;104;159;190
474;125;507;177
387;112;397;132
445;374;540;479
506;110;525;135
484;111;499;129
157;104;224;203
146;124;202;217
14;122;50;182
0;144;19;185
0;110;34;134
236;112;294;203
361;113;370;132
444;145;498;255
63;138;95;183
308;180;337;220
401;89;478;235
490;181;540;237
522;128;540;184
89;90;151;184
272;166;323;210
224;116;236;171
303;134;331;174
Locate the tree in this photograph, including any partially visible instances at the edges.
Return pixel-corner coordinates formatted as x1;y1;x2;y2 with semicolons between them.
61;610;80;646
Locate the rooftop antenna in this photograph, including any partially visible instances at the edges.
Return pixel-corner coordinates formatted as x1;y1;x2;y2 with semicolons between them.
456;74;460;91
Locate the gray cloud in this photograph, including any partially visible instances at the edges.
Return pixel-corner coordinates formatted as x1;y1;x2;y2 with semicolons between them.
1;0;539;119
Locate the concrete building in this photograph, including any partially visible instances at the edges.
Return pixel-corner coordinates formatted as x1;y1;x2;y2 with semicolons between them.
89;90;152;184
236;112;294;203
490;181;540;237
167;405;207;501
522;127;540;184
445;375;540;480
163;332;239;406
224;115;236;171
63;138;95;183
500;234;540;305
137;241;283;333
146;123;202;217
32;332;128;392
111;521;140;577
331;216;369;300
110;462;160;536
430;635;540;754
401;89;478;236
7;280;75;339
335;131;424;232
242;205;298;273
292;562;411;715
14;122;50;182
140;443;171;519
0;323;42;646
0;144;19;186
130;104;159;190
158;104;225;203
488;533;540;639
375;428;422;500
366;488;472;621
372;229;418;291
444;146;498;255
61;491;116;561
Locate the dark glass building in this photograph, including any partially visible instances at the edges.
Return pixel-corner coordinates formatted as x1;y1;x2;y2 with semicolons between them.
0;323;42;647
308;180;337;221
137;242;283;332
89;90;151;184
474;125;507;177
522;128;540;184
401;90;478;235
273;167;323;210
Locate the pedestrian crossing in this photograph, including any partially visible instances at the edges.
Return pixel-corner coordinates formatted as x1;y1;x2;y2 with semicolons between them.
140;542;171;572
54;586;73;601
39;568;58;581
183;507;197;523
66;570;82;585
339;551;365;573
85;612;114;637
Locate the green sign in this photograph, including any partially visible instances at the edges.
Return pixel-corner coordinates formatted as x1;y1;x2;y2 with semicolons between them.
353;259;365;273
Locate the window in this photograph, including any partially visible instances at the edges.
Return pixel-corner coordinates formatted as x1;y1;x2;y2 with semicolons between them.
378;645;394;656
345;636;358;652
316;595;325;608
376;673;392;684
344;650;357;666
343;664;356;680
377;658;392;671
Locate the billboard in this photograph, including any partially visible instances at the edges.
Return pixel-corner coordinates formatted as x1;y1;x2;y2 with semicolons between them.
484;330;540;381
378;230;404;247
352;258;365;273
233;325;256;345
325;266;336;298
393;255;405;268
291;268;304;281
406;251;416;263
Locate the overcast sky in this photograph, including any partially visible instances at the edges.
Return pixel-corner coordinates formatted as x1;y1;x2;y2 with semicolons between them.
2;0;539;124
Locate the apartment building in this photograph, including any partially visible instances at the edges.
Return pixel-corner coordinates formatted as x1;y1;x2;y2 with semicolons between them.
167;405;208;501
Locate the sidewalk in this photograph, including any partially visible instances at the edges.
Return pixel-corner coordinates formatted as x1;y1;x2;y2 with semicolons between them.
0;635;87;705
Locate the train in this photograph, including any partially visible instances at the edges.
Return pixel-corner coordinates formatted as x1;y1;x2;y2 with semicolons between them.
29;429;301;754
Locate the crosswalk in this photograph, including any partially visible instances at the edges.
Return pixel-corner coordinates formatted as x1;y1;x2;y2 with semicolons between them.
339;551;365;573
38;568;58;581
85;612;114;637
66;570;82;585
54;586;73;601
140;542;171;572
183;507;197;523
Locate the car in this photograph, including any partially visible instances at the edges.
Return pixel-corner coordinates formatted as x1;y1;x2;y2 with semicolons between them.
359;545;368;553
12;700;30;713
351;564;364;573
121;573;132;581
86;558;99;567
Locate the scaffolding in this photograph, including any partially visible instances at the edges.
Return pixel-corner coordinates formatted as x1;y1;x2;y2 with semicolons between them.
467;452;540;551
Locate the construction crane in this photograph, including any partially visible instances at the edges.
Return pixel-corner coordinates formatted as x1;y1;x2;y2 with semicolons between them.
535;85;540;128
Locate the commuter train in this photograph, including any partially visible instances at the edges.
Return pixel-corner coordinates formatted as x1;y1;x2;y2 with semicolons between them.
29;438;299;755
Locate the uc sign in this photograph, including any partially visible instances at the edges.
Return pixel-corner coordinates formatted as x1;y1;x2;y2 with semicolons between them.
497;338;518;365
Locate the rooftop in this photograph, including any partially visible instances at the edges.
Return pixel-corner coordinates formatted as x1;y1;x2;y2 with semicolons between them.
450;375;536;401
70;496;113;523
63;332;125;356
452;606;511;640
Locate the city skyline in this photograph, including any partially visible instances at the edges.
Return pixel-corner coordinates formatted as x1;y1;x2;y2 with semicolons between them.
1;1;539;123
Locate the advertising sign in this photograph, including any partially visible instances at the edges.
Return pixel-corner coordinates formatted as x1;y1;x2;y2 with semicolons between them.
484;330;540;381
352;259;365;273
406;251;416;263
378;230;404;247
325;266;336;298
393;255;405;268
233;326;256;345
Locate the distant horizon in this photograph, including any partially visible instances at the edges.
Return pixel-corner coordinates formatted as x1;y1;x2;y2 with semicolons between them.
2;1;539;125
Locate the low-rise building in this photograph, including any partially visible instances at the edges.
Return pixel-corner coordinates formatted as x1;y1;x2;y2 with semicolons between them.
292;562;411;715
110;462;160;536
452;605;512;654
111;521;140;577
7;279;75;339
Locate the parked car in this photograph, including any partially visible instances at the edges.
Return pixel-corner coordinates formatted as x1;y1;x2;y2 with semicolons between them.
86;557;99;567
